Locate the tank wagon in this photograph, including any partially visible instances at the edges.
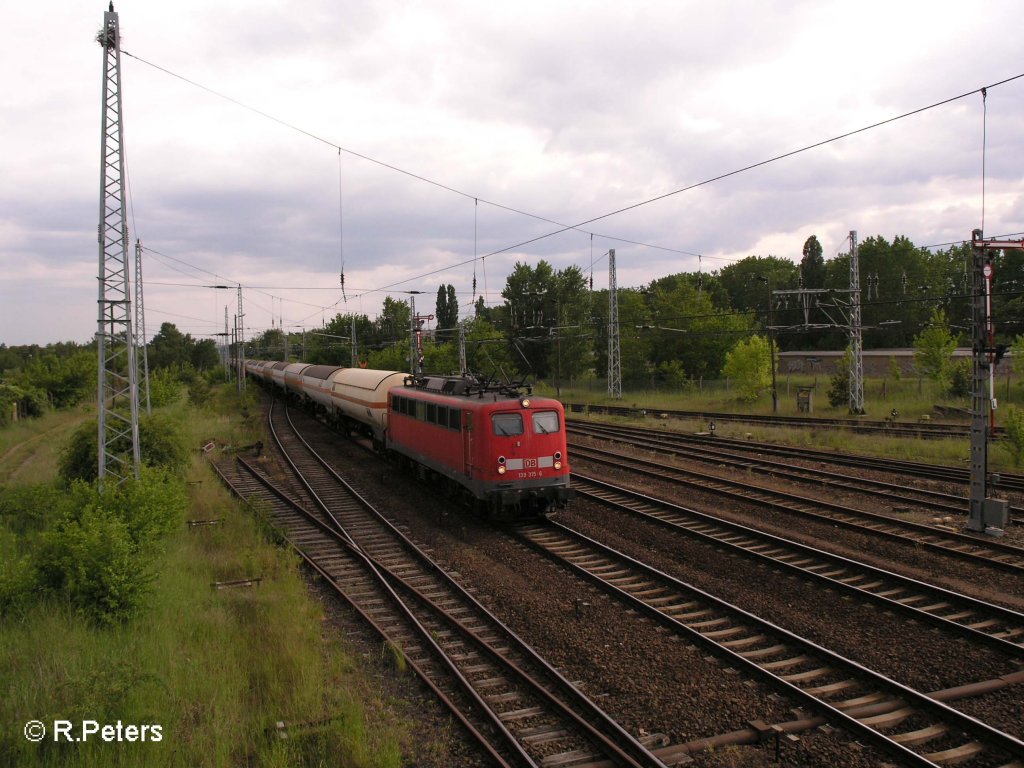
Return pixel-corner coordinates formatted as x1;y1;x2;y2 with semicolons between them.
244;360;572;517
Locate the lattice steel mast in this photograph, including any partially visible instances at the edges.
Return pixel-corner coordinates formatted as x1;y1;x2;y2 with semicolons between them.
607;249;622;399
96;2;140;486
848;231;865;414
236;285;246;391
134;239;151;415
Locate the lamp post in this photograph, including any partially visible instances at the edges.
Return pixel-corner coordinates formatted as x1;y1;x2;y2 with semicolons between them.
758;276;779;413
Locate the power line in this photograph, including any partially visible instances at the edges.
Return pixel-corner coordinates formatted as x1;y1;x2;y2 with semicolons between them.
122;48;1024;318
359;72;1024;293
121;49;703;260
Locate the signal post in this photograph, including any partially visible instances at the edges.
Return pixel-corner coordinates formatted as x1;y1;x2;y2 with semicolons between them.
968;229;1024;534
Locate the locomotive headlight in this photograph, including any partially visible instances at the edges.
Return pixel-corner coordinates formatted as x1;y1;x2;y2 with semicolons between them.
554;451;562;460
497;465;506;475
519;397;531;408
498;456;506;464
554;460;562;470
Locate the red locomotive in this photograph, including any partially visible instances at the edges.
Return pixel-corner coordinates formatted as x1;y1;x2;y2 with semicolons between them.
388;374;572;517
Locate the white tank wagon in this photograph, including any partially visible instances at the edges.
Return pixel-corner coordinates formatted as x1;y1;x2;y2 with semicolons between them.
267;361;291;391
326;368;407;442
282;363;313;401
244;359;272;383
295;364;345;412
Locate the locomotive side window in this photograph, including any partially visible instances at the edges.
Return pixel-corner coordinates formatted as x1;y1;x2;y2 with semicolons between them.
532;410;560;434
449;409;461;431
415;400;426;420
427;403;437;424
492;412;523;436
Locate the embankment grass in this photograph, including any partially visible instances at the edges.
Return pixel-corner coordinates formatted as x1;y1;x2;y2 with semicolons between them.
0;405;92;485
0;384;403;767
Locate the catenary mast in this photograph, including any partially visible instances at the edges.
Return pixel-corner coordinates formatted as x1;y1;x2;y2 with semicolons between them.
607;249;622;399
96;2;141;486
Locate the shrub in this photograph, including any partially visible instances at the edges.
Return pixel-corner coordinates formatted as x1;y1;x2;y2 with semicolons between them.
0;537;36;615
147;367;186;407
1003;406;1024;467
15;472;187;624
59;411;190;484
655;360;692;392
722;336;771;403
35;504;149;624
828;352;851;409
948;359;971;398
0;382;48;426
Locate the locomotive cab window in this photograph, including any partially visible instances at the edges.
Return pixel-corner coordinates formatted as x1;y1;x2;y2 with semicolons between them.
492;412;523;436
532;410;560;434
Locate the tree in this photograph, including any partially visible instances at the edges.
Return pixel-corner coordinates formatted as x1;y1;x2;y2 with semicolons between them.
722;335;772;403
592;288;652;386
435;284;459;334
546;265;591;385
718;256;798;314
377;296;412;343
800;235;825;288
502;261;557;377
190;339;221;371
13;350;96;409
913;308;958;388
147;323;192;371
645;275;752;379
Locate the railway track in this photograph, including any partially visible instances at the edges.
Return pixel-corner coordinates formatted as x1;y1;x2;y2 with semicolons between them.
568;418;1024;495
569;421;1024;526
568;441;1024;574
514;517;1024;767
564;403;982;439
568;474;1024;657
211;401;667;768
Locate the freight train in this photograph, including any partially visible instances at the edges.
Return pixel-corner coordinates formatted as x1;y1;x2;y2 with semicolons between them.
244;360;573;517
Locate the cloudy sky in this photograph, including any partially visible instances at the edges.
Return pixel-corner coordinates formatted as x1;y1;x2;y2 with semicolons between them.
2;0;1022;346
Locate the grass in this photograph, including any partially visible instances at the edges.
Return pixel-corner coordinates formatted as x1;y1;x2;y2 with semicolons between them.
545;373;980;418
543;373;1024;470
0;383;405;768
0;405;93;484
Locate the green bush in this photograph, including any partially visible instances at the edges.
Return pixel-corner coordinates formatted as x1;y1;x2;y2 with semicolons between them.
828;354;851;409
0;382;48;426
35;504;149;624
188;376;212;406
0;535;36;615
722;335;770;403
147;367;186;407
59;411;190;484
948;359;971;398
6;472;187;624
1002;406;1024;467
